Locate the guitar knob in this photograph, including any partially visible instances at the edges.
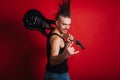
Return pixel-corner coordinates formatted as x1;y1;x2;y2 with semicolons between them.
26;20;29;22
29;23;31;25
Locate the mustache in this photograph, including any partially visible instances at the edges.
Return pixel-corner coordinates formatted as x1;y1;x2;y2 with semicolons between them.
63;28;68;30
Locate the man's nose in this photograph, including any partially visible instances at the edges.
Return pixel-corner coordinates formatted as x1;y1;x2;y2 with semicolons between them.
66;25;70;29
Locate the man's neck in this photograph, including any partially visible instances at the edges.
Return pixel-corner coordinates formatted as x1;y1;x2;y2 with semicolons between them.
54;28;64;36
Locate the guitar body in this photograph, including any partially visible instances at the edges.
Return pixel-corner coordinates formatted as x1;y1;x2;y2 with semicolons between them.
23;9;55;36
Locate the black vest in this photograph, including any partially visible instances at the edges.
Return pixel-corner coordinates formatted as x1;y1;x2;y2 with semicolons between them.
46;33;68;73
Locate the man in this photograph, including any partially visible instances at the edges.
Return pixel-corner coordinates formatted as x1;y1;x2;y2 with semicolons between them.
44;0;79;80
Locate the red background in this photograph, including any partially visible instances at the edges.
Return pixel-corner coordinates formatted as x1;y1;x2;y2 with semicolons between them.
0;0;120;80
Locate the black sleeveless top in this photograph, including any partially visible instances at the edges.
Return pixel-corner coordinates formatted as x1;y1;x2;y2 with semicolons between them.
46;32;68;73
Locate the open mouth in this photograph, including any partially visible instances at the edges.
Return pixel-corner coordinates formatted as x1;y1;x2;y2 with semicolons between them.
63;30;68;32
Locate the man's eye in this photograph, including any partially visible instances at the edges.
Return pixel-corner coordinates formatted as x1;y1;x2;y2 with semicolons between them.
62;24;66;25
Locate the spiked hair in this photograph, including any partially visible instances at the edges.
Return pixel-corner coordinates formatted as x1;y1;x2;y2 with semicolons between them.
55;0;71;20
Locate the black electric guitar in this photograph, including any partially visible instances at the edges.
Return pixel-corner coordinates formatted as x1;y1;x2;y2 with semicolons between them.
23;9;55;36
23;9;85;49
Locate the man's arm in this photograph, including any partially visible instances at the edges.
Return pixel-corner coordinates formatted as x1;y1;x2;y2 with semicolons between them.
50;35;79;66
50;35;68;65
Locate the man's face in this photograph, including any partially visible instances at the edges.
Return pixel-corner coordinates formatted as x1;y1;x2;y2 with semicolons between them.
56;15;71;34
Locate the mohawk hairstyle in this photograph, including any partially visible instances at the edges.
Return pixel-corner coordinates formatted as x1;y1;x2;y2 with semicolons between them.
55;0;71;20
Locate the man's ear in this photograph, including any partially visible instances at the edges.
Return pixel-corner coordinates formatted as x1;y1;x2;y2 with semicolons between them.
56;20;59;26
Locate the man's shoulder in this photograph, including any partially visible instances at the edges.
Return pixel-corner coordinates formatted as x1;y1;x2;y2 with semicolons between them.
50;34;60;42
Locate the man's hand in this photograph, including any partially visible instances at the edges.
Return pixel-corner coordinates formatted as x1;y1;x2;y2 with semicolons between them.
64;41;79;58
66;34;74;42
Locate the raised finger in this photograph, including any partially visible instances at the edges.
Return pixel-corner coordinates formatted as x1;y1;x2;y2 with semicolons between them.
74;50;79;54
